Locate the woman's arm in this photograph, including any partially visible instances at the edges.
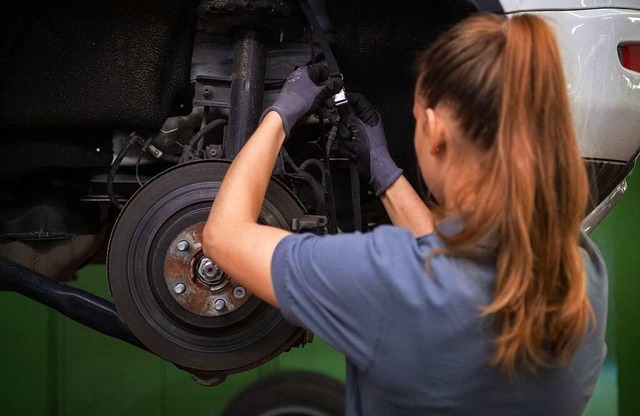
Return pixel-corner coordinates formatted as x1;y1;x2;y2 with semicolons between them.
342;93;434;236
203;64;341;307
380;175;434;236
203;112;290;307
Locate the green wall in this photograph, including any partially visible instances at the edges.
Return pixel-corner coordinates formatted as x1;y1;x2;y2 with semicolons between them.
2;172;639;415
0;266;345;416
589;171;640;416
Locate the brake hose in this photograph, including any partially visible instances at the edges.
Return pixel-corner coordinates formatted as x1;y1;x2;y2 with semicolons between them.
188;118;228;149
298;0;362;231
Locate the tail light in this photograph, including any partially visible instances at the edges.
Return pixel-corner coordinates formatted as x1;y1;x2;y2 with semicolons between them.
619;44;640;73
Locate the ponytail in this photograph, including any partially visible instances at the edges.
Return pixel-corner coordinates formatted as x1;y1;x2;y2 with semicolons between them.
415;13;593;373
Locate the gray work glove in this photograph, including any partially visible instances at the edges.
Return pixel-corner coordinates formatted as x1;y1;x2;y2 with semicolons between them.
339;93;403;196
260;63;344;137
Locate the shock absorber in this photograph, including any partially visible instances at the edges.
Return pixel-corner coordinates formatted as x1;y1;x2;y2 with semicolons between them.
224;29;267;158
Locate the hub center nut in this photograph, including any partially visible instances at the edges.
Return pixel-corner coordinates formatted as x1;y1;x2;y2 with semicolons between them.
197;257;225;285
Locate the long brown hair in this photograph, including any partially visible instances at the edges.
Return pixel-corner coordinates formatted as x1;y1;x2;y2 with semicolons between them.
415;13;593;374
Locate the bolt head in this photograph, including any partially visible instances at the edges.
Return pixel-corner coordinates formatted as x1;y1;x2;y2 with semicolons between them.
197;258;224;285
205;265;217;277
214;299;226;311
233;286;246;299
198;259;218;278
174;283;186;294
177;240;190;251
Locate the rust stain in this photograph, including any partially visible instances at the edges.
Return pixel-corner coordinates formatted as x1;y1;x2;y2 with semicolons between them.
193;222;204;244
164;254;186;277
161;221;252;317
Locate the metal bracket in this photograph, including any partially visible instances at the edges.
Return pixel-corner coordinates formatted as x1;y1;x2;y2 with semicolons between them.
291;215;327;232
193;78;232;108
204;144;223;160
178;147;201;164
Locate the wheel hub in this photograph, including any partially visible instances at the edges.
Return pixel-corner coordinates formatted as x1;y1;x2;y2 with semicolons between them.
164;223;248;317
107;161;308;378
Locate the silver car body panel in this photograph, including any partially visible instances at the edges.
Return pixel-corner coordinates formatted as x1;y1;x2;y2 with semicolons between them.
500;0;640;12
500;2;640;162
583;179;628;233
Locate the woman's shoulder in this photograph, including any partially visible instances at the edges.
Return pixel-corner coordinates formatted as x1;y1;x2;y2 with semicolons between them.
579;232;607;277
370;224;495;301
578;231;608;302
368;224;447;260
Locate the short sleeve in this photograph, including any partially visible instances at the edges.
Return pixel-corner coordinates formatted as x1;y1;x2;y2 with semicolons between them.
579;231;609;363
271;225;415;370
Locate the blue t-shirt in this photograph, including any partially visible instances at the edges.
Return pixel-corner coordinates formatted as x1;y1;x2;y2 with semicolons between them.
271;222;608;416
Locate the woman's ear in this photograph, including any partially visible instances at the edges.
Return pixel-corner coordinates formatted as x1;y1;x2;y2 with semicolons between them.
426;108;446;155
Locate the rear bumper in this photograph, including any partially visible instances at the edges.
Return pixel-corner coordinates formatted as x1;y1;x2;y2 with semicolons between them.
583;179;628;234
508;8;640;162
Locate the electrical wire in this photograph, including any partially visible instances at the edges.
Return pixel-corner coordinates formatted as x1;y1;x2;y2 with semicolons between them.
280;148;328;223
107;136;137;210
322;119;339;233
135;151;144;187
135;137;154;187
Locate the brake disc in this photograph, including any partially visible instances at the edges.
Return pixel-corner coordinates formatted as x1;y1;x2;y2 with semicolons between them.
107;161;307;376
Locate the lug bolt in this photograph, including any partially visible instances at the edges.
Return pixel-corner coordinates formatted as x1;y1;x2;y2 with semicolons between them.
233;286;246;299
177;240;189;251
214;299;227;311
174;283;186;294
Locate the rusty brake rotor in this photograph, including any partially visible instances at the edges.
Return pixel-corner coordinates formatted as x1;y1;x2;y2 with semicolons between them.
107;160;307;377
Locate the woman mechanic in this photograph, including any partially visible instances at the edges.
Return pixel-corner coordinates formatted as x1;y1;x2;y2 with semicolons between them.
203;12;607;416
